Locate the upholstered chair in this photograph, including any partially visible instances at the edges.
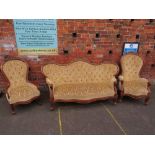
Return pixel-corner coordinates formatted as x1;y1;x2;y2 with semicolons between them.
42;61;119;110
119;53;151;104
1;60;40;114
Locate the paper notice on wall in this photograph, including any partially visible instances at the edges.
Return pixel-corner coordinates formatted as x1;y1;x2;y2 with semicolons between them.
13;19;58;55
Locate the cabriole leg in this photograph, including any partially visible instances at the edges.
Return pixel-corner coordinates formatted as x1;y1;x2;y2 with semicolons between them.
113;94;118;105
144;96;150;105
50;101;56;111
119;90;124;102
50;95;57;110
10;104;16;115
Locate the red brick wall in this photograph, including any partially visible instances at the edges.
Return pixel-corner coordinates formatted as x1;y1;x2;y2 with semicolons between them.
0;19;155;89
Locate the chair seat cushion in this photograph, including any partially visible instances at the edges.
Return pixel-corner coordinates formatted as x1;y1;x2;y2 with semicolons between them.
53;83;115;101
8;84;40;104
124;81;149;96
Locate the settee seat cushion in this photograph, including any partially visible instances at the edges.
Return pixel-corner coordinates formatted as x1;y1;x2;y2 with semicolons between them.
124;80;149;96
53;83;115;101
8;84;40;104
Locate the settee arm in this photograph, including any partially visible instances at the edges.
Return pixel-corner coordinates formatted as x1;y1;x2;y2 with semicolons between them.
111;77;118;95
45;78;54;100
112;77;117;83
118;75;124;93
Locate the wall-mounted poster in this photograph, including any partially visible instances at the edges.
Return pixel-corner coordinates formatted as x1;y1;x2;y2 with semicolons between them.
13;19;58;55
123;42;139;55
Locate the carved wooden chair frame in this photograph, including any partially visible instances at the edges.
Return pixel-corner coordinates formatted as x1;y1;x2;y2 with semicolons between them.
1;59;40;114
119;53;151;104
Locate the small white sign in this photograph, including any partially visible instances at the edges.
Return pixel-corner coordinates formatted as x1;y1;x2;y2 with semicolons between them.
123;43;139;54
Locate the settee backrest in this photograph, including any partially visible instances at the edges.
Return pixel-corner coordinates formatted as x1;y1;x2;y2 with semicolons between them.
42;61;118;85
2;60;28;87
121;54;143;80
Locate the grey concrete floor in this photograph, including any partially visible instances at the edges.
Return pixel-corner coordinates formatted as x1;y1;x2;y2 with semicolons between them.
0;85;155;135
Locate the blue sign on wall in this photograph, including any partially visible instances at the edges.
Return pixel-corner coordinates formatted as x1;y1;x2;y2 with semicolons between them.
13;19;58;55
123;42;139;55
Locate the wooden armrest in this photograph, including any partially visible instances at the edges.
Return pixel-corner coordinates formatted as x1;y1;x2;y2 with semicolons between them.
118;75;124;81
6;91;10;100
46;78;53;85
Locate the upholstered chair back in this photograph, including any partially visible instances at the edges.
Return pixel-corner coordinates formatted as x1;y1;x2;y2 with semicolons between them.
2;60;28;88
43;61;118;85
121;54;143;80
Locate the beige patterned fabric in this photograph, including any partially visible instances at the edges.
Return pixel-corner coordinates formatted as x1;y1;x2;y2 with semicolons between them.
2;60;40;104
54;83;115;100
119;54;149;96
43;61;118;101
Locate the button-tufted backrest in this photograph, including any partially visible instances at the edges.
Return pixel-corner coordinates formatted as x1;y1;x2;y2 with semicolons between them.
2;60;28;87
121;54;143;80
43;61;118;85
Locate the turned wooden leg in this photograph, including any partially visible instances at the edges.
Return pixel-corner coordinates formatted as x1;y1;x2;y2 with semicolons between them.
144;96;150;105
119;97;122;103
119;90;123;102
113;94;118;105
50;101;56;111
113;99;117;105
10;104;16;115
50;96;57;111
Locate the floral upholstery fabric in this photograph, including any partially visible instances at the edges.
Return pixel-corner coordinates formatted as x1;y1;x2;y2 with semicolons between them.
120;54;149;96
43;61;118;101
2;60;40;104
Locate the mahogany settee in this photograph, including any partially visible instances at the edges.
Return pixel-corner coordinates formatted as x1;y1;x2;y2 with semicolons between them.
1;60;40;114
119;53;151;104
42;61;119;110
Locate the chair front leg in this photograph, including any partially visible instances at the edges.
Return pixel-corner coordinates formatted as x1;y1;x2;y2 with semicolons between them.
113;94;118;105
144;82;151;105
50;101;57;111
49;86;57;111
113;81;118;104
144;96;150;105
119;80;124;102
10;104;16;115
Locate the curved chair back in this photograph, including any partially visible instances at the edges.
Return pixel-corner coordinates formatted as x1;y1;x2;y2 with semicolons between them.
2;60;28;88
121;54;143;80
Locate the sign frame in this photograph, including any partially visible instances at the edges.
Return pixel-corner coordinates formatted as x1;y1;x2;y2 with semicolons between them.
123;42;139;55
13;19;58;56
